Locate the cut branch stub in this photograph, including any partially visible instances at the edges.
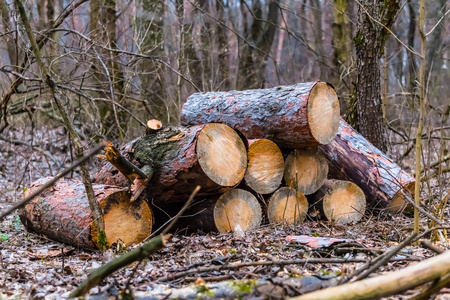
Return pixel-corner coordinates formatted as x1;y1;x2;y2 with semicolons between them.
213;189;262;233
19;178;153;250
284;148;329;195
197;123;247;186
146;119;163;135
181;82;340;148
319;119;415;212
309;179;366;225
267;187;308;225
244;139;284;194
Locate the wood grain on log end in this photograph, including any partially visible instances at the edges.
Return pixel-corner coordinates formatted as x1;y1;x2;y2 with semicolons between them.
267;187;308;225
308;82;340;145
313;179;366;225
197;123;247;186
284;148;329;195
387;182;415;213
213;189;262;233
146;119;163;135
245;139;284;194
20;178;152;249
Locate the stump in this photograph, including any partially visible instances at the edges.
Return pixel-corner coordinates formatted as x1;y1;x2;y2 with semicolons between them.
213;189;262;233
244;139;284;194
284;148;329;195
309;180;366;225
19;178;153;250
319;119;415;212
95;123;248;204
181;82;340;148
267;187;308;224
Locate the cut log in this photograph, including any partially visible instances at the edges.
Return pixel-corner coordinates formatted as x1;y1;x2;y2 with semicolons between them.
319;119;415;212
308;180;366;225
244;139;284;194
214;189;262;233
284;148;329;195
267;187;308;224
19;178;153;250
95;123;248;204
181;82;340;148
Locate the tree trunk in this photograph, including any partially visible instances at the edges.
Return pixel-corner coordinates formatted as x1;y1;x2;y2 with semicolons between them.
319;119;415;212
95;123;248;204
19;178;153;250
181;82;340;147
284;148;329;195
308;179;366;225
244;139;284;194
354;0;400;152
267;187;308;225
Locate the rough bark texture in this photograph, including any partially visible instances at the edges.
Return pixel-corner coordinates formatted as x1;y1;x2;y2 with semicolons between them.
354;0;400;152
267;187;308;225
308;179;366;225
181;82;340;148
95;124;247;204
284;148;329;195
19;178;153;250
244;139;284;194
319;119;415;212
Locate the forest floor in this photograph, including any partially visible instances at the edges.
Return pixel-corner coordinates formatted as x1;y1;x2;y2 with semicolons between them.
0;125;449;299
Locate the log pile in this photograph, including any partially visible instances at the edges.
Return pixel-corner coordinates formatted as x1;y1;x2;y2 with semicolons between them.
20;81;416;249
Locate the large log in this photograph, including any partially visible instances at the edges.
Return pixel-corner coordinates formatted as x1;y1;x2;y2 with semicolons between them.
19;178;153;250
181;82;340;148
284;148;329;195
95;123;248;204
267;187;308;225
308;179;366;225
319;119;415;212
244;139;284;194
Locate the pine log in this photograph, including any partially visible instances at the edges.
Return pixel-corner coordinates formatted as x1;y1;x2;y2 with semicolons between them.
244;139;284;194
214;189;262;233
319;119;415;212
308;180;366;225
267;187;308;225
19;178;153;250
181;82;340;148
292;250;450;300
95;123;248;204
284;148;329;195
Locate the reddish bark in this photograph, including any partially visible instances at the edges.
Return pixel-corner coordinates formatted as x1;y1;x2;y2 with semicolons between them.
181;82;340;148
319;119;415;211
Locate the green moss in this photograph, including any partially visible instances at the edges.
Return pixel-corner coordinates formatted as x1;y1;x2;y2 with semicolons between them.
195;285;216;299
231;279;257;295
353;34;365;46
97;230;108;251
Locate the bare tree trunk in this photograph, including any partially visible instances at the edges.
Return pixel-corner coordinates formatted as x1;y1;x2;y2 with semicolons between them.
0;0;16;65
406;0;417;90
354;0;400;152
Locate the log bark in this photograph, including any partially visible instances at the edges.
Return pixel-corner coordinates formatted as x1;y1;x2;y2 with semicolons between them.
267;187;308;225
95;124;248;204
244;139;284;194
19;178;153;250
284;148;329;195
214;189;262;233
293;250;450;300
308;180;366;225
319;119;415;212
181;82;340;148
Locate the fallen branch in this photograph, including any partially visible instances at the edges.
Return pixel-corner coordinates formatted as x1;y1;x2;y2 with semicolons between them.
157;257;419;282
400;190;443;225
292;251;450;300
0;142;106;221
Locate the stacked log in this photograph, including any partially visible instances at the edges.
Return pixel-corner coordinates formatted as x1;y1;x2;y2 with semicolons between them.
19;178;153;250
20;82;417;248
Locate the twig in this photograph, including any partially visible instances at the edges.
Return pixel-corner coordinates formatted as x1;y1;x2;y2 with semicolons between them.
400;190;443;225
0;142;106;221
408;273;450;300
157;257;419;282
421;240;445;254
69;235;167;298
